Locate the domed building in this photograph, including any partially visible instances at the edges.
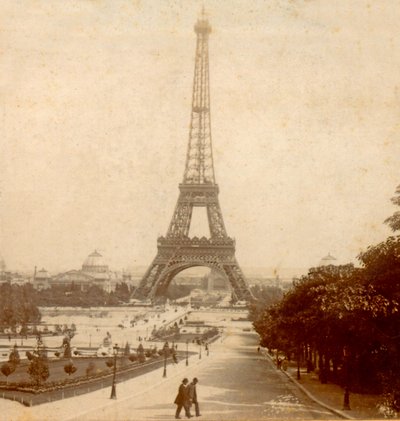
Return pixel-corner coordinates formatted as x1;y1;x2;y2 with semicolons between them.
82;250;109;274
319;253;337;267
53;250;120;292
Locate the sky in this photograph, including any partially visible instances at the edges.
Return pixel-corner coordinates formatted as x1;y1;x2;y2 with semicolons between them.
1;0;400;274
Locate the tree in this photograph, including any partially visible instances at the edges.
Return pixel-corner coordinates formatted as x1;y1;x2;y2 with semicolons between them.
19;324;28;339
0;284;41;330
249;285;283;323
114;282;131;302
128;354;137;362
86;361;96;376
137;343;145;363
357;235;400;396
64;361;77;376
124;342;130;357
28;356;50;386
1;362;15;384
63;337;72;358
253;256;400;394
9;344;20;365
385;185;400;231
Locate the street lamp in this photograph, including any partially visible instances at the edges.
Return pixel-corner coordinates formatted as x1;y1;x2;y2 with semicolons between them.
297;346;301;380
163;341;169;378
110;343;119;399
186;340;189;366
343;346;351;410
199;340;202;360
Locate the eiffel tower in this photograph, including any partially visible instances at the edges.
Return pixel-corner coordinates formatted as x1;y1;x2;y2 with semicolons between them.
135;12;253;303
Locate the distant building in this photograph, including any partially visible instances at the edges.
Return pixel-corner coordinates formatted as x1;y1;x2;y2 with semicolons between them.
0;255;5;273
0;256;29;285
0;256;8;283
206;268;229;291
319;253;337;267
52;250;123;292
34;268;51;290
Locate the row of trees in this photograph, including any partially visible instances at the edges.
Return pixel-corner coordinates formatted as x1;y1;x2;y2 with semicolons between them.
0;340;168;387
0;342;50;386
0;283;41;331
36;282;133;307
0;281;134;332
252;185;400;404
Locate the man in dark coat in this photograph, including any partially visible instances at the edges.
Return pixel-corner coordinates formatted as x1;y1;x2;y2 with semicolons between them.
188;377;200;417
174;378;191;419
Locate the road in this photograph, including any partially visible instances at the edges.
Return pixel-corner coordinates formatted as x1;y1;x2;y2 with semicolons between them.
62;331;338;420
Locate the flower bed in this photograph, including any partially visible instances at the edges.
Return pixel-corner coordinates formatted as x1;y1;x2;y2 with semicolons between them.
0;351;187;406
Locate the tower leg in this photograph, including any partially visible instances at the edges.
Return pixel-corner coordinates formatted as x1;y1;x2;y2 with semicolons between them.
223;263;254;302
134;262;166;299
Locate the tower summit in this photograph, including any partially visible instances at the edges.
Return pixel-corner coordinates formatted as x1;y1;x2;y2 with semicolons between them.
184;11;213;184
135;13;253;302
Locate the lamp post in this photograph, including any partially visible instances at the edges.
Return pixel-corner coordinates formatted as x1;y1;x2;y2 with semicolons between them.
163;341;169;378
186;340;189;366
343;346;351;410
89;334;92;349
110;343;119;399
297;347;301;380
199;341;202;360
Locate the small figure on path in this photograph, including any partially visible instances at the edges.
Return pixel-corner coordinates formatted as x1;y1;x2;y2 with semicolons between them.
174;378;191;419
257;346;260;353
172;347;178;364
189;377;201;417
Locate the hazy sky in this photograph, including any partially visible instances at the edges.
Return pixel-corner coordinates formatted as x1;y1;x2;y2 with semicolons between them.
1;0;400;274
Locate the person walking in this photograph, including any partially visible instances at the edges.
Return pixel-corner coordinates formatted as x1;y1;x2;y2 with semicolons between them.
174;378;191;419
188;377;201;417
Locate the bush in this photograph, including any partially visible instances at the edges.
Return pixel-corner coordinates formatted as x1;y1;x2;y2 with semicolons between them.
86;361;96;376
64;362;77;376
28;356;50;386
105;359;114;368
9;345;20;365
1;362;15;383
128;354;137;362
26;351;34;361
63;338;72;358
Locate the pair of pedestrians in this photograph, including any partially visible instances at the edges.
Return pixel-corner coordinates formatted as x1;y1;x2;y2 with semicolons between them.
174;377;200;419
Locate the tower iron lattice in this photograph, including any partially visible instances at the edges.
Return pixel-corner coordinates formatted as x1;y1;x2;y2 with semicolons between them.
135;13;253;303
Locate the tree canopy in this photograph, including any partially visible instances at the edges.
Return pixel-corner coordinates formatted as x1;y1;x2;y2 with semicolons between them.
0;283;41;330
253;238;400;395
385;184;400;232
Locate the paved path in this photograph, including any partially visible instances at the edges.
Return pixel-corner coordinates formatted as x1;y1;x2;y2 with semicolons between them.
2;331;338;421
